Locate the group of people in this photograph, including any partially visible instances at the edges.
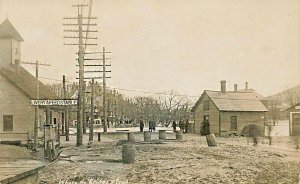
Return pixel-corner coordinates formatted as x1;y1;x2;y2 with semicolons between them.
148;118;156;132
139;117;189;133
139;117;156;132
172;119;189;133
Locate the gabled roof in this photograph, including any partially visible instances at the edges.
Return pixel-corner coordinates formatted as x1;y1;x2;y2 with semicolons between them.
192;90;268;112
191;93;204;112
0;65;58;100
286;103;300;111
0;19;24;42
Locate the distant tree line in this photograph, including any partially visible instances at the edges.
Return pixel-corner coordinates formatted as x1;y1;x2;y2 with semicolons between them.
45;83;191;127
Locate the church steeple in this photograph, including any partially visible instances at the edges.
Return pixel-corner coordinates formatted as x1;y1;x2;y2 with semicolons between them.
0;19;23;69
0;19;23;41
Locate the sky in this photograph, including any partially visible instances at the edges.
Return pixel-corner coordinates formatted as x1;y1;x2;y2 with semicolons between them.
0;0;299;100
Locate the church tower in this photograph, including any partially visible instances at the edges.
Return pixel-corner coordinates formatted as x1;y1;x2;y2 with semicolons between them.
0;19;23;68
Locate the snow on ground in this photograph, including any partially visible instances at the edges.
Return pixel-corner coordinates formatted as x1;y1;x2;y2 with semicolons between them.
37;133;300;184
0;133;298;184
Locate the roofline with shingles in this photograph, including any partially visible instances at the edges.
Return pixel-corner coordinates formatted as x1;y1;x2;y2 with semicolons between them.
0;67;59;100
0;68;33;99
192;90;269;112
191;90;221;112
286;103;300;111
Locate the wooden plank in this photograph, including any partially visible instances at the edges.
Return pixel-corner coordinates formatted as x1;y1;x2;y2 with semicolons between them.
1;165;42;168
0;168;40;183
0;175;15;179
0;171;31;174
0;160;44;183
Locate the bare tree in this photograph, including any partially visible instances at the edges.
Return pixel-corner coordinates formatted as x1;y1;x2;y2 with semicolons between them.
268;98;281;124
158;91;190;127
284;89;300;107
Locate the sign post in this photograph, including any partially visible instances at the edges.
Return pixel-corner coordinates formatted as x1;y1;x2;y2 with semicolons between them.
31;100;77;159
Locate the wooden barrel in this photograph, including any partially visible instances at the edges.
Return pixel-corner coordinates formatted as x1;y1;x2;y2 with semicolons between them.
122;144;135;163
127;132;135;142
159;130;166;140
176;131;183;140
144;131;151;141
206;134;217;147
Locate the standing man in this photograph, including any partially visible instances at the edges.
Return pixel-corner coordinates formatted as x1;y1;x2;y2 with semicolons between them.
152;118;156;132
201;118;210;136
267;124;272;145
179;119;184;132
172;120;177;132
185;119;189;133
149;119;153;132
139;116;144;132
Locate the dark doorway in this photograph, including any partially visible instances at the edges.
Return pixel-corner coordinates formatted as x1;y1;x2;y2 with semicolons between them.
292;113;300;136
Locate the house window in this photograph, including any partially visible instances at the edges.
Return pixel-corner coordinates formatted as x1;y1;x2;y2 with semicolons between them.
203;101;210;111
3;115;13;131
230;116;237;131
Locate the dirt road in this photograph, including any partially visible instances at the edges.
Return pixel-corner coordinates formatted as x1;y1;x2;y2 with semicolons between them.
38;133;300;184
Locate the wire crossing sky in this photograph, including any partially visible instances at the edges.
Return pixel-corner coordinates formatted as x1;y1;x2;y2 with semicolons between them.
1;0;299;98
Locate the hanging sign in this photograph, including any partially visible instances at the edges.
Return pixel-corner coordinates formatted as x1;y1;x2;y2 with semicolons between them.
31;100;78;106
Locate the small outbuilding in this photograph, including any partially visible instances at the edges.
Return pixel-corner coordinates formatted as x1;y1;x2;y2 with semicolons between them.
286;103;300;136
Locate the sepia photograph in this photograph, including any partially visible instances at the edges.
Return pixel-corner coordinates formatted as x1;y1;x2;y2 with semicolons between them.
0;0;299;183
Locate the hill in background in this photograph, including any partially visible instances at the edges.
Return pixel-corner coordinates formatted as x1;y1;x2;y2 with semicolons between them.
266;84;300;109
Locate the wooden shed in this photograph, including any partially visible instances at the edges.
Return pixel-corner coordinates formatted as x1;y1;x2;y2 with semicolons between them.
286;103;300;136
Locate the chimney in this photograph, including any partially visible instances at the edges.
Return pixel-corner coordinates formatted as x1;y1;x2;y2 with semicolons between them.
234;84;238;92
220;80;226;93
245;82;248;91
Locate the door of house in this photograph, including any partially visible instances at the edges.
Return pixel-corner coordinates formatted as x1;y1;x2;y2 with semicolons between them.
292;113;300;136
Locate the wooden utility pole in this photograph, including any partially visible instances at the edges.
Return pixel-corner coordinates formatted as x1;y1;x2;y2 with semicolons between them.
89;78;94;141
61;112;65;136
64;4;97;146
34;61;39;150
63;75;70;141
102;47;108;132
113;90;117;127
22;61;50;150
120;98;124;125
77;6;84;146
44;106;50;157
81;48;111;132
85;0;94;49
106;98;111;128
84;0;94;135
83;81;87;134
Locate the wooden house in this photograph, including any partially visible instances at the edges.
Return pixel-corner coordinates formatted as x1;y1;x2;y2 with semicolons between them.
191;80;268;136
